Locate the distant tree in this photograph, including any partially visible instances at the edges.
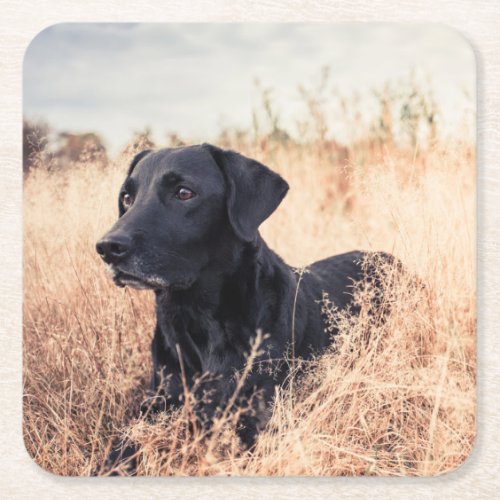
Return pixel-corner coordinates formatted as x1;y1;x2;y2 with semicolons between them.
23;120;109;173
53;131;107;166
166;132;186;147
122;127;156;156
23;119;50;174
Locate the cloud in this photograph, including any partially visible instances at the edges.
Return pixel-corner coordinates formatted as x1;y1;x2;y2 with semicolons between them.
23;23;475;153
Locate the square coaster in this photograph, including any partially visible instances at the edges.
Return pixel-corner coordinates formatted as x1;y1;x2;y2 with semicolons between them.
23;23;475;477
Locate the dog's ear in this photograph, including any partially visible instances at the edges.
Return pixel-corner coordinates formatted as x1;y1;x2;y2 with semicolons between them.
127;149;152;177
119;149;152;215
203;144;289;242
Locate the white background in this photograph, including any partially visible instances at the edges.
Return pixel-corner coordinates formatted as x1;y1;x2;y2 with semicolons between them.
1;1;498;498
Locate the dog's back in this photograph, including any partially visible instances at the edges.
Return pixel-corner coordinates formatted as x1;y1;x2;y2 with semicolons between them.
295;250;398;356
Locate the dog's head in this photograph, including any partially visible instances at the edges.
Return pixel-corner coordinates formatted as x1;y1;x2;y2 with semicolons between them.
96;144;289;290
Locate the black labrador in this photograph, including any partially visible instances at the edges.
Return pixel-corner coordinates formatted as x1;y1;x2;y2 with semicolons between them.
96;143;394;474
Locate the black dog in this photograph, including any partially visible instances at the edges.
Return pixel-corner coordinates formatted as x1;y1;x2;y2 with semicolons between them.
96;144;393;473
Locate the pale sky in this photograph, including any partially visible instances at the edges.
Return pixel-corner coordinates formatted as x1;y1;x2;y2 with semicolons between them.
24;23;475;154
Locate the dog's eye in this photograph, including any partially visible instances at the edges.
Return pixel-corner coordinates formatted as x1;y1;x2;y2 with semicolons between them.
122;193;134;210
176;187;196;201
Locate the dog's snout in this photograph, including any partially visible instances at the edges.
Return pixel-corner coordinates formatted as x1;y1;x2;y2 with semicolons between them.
96;233;132;264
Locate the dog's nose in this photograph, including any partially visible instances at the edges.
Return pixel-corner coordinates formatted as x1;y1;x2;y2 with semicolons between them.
96;233;132;264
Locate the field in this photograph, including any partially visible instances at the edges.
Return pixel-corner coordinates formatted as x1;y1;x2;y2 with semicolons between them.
23;87;475;476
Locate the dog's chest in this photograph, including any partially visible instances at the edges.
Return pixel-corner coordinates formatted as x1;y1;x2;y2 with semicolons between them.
159;303;246;375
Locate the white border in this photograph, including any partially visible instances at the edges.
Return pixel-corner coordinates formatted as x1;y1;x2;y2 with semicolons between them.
2;1;498;498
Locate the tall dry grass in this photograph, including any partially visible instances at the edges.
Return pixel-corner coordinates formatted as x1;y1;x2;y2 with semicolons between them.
23;87;475;476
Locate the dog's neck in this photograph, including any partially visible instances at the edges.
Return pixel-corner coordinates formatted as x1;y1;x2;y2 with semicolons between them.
157;233;293;319
154;233;297;374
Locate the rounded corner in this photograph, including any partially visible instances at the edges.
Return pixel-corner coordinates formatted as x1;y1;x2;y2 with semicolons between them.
22;429;71;478
434;24;477;77
427;425;477;478
23;22;70;69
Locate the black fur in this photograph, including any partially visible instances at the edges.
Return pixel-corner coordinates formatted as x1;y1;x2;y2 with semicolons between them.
95;143;394;474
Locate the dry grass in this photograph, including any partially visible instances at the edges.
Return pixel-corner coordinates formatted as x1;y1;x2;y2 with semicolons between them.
23;124;475;476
